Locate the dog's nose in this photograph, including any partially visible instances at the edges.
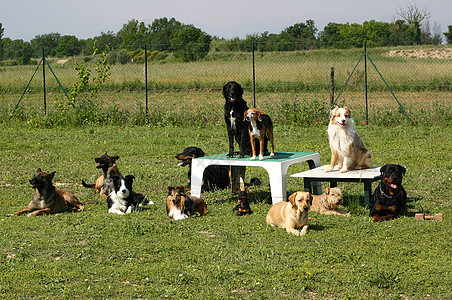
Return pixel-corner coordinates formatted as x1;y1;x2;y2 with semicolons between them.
121;189;127;194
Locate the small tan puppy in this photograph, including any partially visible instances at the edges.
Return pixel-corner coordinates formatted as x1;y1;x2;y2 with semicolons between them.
266;191;312;236
310;187;350;216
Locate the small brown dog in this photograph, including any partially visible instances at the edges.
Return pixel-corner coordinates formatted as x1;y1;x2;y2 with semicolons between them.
310;187;350;216
243;108;275;160
8;168;84;217
82;152;122;198
266;191;312;236
166;186;209;220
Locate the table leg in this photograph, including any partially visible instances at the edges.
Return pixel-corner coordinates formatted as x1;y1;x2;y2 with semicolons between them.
190;159;207;198
230;166;246;193
364;181;372;208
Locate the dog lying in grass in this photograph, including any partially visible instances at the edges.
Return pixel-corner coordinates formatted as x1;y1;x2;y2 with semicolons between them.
166;186;209;220
310;187;350;216
107;175;153;215
8;168;84;217
82;152;122;198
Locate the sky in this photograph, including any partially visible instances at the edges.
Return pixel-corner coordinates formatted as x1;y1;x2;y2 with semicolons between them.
1;0;450;41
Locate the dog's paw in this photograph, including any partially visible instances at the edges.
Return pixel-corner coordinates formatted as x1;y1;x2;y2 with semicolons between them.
250;156;256;160
226;153;234;158
259;155;264;160
6;213;14;217
339;167;348;173
270;152;275;157
235;154;244;158
325;166;334;172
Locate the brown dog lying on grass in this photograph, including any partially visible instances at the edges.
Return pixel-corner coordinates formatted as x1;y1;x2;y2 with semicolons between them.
8;168;84;217
310;187;350;216
266;191;312;236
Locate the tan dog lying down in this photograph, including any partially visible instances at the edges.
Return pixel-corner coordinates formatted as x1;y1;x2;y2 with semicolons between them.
310;187;350;216
266;191;312;236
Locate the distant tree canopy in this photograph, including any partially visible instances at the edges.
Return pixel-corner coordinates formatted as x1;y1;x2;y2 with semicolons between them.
0;13;448;65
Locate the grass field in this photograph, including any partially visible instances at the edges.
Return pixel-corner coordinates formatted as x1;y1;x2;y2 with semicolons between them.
0;124;451;299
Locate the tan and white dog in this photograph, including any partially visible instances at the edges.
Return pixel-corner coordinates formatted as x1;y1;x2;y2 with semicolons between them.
310;187;350;216
243;108;275;160
266;191;312;236
326;107;372;173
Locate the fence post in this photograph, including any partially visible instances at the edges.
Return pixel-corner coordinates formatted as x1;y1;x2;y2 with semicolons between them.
330;66;334;109
42;48;47;115
364;42;368;125
252;42;256;108
144;44;148;115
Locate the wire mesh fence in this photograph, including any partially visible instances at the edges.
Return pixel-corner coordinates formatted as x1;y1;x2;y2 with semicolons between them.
1;44;451;126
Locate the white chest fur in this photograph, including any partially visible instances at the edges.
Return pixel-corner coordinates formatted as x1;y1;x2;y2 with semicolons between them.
249;120;260;138
230;108;236;131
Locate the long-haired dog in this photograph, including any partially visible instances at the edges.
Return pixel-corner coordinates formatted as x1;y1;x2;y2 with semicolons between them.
166;186;209;220
82;152;122;198
223;81;267;158
244;108;275;160
175;146;230;191
326;107;373;173
266;191;312;236
233;187;252;216
370;164;407;222
310;187;350;216
8;168;84;217
107;175;152;215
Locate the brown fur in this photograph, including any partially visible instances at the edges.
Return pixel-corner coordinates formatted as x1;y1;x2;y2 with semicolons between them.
244;108;275;160
310;187;350;216
266;191;312;236
82;152;122;198
8;168;84;217
166;186;209;220
326;107;372;173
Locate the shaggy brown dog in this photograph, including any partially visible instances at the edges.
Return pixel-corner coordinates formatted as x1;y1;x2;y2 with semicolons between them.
266;191;312;236
166;186;209;220
326;107;373;173
310;187;350;216
82;152;122;198
8;168;84;217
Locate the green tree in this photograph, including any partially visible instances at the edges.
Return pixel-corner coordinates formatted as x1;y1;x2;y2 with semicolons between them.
118;19;149;51
55;35;83;57
149;17;183;51
31;33;61;56
444;25;452;44
171;26;211;62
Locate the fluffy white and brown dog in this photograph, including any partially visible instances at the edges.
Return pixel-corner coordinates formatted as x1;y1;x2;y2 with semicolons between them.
107;175;153;215
266;191;312;236
166;186;209;220
326;107;373;173
310;187;350;216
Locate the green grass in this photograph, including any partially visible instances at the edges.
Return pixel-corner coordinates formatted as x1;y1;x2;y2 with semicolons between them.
0;124;451;299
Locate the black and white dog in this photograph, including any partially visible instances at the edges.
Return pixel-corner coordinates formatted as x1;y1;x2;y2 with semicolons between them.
107;175;153;214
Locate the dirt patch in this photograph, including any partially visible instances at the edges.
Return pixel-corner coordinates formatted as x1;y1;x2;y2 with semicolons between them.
56;58;69;64
387;48;452;60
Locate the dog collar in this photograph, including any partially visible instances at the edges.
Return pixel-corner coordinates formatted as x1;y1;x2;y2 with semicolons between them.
379;185;401;199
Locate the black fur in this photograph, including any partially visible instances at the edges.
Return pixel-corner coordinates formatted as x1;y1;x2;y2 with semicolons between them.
369;164;407;222
233;188;252;216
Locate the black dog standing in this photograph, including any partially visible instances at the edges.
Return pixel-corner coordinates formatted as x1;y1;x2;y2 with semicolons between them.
369;164;407;222
223;81;267;158
233;188;252;216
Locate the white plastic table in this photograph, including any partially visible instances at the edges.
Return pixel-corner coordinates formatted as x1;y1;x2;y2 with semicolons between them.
291;165;382;207
190;152;321;204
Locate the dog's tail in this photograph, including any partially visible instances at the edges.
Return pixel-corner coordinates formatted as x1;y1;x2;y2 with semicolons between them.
245;177;262;187
81;180;96;189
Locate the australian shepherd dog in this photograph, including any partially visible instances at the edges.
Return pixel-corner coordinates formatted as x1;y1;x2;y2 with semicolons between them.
326;107;373;173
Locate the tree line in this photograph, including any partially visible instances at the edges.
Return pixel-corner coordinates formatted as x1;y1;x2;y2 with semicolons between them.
0;13;450;65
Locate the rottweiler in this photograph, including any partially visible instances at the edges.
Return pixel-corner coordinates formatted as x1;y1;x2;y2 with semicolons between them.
370;164;407;222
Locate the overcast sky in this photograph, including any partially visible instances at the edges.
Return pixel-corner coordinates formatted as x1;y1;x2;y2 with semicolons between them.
2;0;450;41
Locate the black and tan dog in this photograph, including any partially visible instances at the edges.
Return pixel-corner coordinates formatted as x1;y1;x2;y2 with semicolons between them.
166;186;209;220
176;146;230;192
233;187;252;216
82;152;122;198
7;168;84;217
223;81;267;158
369;164;407;222
244;108;275;160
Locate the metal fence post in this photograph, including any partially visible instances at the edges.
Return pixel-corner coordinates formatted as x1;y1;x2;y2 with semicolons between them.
252;42;256;108
330;66;334;109
364;42;368;124
145;44;148;115
42;48;46;115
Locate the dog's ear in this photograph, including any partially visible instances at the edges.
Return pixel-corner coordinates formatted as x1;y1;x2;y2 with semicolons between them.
243;110;248;121
323;187;330;194
398;165;406;177
125;175;135;182
176;186;185;193
112;156;120;162
288;192;297;209
330;107;338;118
257;111;262;122
380;165;389;176
49;171;56;180
167;186;174;195
36;168;42;173
307;194;313;206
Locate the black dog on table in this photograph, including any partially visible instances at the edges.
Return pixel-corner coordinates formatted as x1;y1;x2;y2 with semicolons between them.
223;81;267;158
369;164;407;222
